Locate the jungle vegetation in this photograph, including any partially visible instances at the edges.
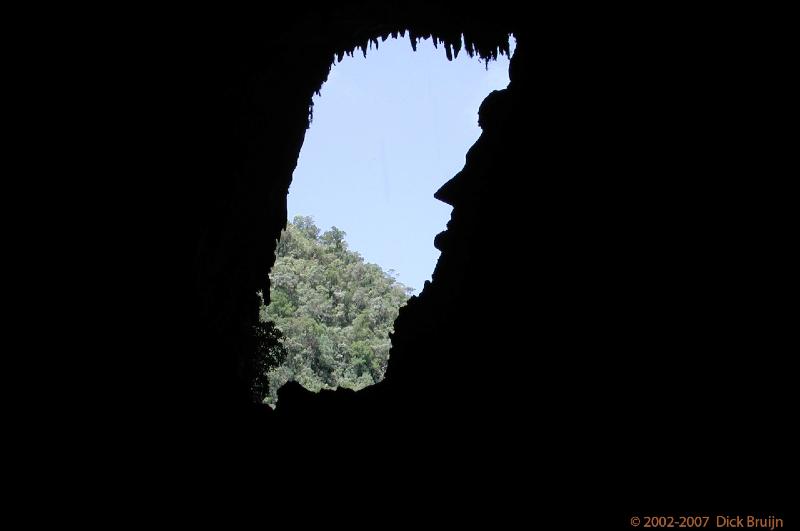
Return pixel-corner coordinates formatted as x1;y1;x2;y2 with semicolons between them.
256;216;413;407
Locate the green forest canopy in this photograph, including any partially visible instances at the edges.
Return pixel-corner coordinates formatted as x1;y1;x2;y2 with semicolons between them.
259;216;413;407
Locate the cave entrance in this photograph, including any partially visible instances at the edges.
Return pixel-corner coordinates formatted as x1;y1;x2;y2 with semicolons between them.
260;35;514;407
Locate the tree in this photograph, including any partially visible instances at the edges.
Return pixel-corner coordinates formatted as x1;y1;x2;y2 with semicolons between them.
320;226;347;252
248;310;288;405
260;216;412;406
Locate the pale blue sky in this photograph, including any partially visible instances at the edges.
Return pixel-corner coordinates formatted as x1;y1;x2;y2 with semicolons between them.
288;36;514;292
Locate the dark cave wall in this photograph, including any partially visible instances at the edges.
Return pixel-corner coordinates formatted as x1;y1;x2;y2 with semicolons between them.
187;5;517;415
169;3;793;514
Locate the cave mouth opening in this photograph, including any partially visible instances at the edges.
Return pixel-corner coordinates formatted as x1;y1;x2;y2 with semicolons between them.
256;34;514;407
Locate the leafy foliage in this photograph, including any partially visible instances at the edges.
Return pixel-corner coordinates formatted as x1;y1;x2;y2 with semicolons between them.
248;317;288;404
261;216;412;406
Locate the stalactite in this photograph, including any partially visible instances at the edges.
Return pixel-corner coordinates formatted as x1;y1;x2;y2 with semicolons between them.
328;28;511;75
464;34;476;57
500;36;510;57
